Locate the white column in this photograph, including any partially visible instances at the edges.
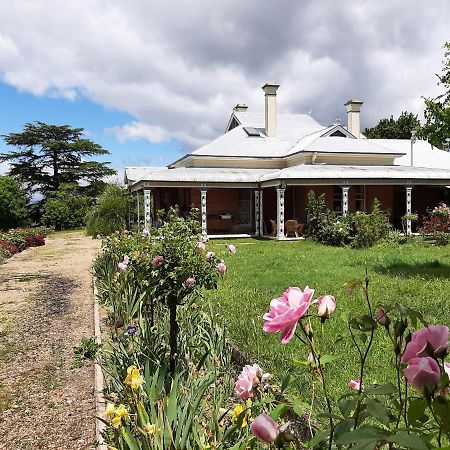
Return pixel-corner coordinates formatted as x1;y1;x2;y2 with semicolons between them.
254;190;260;236
136;191;140;230
144;188;152;229
406;186;413;235
276;187;285;240
200;189;208;236
342;186;350;216
259;189;264;237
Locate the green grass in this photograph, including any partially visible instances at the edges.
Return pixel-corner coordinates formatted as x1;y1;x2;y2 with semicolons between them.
205;238;450;405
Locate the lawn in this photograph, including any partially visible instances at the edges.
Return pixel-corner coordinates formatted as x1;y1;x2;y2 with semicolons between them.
206;238;450;406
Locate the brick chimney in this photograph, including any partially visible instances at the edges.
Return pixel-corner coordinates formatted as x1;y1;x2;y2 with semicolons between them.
262;83;279;137
345;100;363;137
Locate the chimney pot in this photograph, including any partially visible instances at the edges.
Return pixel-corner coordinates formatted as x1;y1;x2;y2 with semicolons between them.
262;82;279;137
344;99;363;138
233;103;248;112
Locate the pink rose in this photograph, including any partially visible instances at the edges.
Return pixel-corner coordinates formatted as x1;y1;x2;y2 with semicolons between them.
217;262;227;274
227;243;237;254
263;287;314;344
196;242;206;252
403;357;441;392
348;379;361;391
401;325;449;363
250;414;279;443
117;262;128;272
242;364;262;385
151;255;164;266
234;364;263;399
184;277;195;286
376;308;390;326
317;295;336;318
234;374;254;400
206;251;215;260
123;255;130;265
445;362;450;378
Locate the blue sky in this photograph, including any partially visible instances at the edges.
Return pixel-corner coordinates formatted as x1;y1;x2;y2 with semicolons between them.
0;0;449;180
0;82;182;178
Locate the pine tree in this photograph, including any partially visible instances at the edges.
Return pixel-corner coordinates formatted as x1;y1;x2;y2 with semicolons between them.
1;121;116;198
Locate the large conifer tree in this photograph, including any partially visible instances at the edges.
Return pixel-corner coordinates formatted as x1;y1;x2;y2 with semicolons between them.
1;121;116;198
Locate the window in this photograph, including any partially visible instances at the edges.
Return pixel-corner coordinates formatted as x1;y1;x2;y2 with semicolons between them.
355;186;365;211
333;186;342;213
243;127;261;137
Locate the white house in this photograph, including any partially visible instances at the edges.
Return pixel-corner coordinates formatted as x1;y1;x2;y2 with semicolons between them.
125;83;450;239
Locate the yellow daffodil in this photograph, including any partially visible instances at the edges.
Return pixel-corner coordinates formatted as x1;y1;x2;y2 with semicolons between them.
124;365;144;391
111;415;122;429
114;404;130;420
143;423;157;435
105;402;116;419
231;404;247;428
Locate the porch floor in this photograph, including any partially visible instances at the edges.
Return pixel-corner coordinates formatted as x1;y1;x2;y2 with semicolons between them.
207;233;305;241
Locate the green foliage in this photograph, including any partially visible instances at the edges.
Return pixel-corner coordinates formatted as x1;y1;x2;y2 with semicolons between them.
351;200;391;248
85;184;131;236
305;192;390;248
364;111;421;139
0;175;28;230
421;42;450;149
92;217;251;449
305;191;352;246
0;121;116;199
73;336;102;366
433;231;450;246
41;184;92;230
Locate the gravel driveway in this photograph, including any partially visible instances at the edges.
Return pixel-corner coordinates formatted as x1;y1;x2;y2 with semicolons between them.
0;231;100;449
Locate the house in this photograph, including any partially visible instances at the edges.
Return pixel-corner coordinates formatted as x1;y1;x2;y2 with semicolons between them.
124;83;450;239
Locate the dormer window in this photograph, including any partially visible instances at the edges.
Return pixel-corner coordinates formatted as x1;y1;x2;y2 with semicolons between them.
243;127;262;137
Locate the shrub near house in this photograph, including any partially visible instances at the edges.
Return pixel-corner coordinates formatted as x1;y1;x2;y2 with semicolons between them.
305;190;391;248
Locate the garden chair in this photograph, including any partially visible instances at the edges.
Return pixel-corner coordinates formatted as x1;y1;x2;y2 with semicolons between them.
269;220;277;236
285;219;302;237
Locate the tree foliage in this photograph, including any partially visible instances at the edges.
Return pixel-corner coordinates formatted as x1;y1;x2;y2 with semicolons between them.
85;183;131;236
0;175;28;230
41;184;93;230
421;42;450;149
1;122;116;197
364;111;421;139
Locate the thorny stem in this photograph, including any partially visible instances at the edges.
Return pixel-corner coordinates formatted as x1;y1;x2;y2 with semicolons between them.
298;322;334;450
308;381;315;438
168;295;178;375
427;399;442;447
353;274;375;429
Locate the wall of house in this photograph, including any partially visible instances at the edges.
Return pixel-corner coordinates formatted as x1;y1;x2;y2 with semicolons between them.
365;185;394;214
411;186;445;222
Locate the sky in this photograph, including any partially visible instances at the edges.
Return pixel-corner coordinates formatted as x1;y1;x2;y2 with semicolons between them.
0;0;449;178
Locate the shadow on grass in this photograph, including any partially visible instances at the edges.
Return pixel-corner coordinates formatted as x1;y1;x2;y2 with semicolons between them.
373;260;450;279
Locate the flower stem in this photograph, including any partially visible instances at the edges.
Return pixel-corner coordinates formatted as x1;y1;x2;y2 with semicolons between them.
299;322;334;450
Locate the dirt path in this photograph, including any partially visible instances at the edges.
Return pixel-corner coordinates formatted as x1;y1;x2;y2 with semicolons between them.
0;231;100;450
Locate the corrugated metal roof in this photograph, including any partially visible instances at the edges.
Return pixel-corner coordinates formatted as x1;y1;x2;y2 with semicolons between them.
127;167;274;184
300;136;404;155
260;164;450;182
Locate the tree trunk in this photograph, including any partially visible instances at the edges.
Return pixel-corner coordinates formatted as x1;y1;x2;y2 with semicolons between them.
168;295;178;374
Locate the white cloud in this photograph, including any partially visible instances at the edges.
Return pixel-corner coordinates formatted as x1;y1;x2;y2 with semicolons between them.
107;121;169;144
0;0;448;151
